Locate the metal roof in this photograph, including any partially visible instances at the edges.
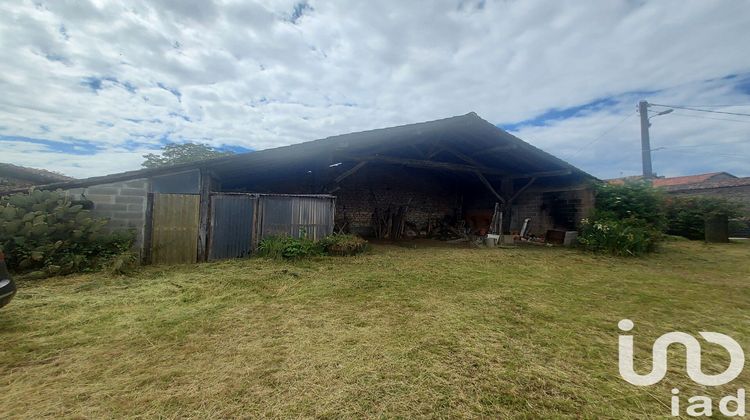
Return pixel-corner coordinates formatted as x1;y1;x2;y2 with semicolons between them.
1;113;595;194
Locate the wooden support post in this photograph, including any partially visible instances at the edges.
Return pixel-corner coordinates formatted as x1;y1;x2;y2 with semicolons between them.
142;192;154;265
197;169;212;262
501;178;513;234
475;171;505;205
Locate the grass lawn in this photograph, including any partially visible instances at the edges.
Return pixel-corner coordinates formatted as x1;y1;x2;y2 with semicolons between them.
1;240;749;418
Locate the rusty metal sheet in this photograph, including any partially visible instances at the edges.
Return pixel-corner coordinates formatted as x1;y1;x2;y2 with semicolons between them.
258;195;335;241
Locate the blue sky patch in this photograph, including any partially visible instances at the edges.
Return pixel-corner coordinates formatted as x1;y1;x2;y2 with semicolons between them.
0;135;101;155
219;145;253;154
81;76;137;93
157;82;182;101
290;2;312;24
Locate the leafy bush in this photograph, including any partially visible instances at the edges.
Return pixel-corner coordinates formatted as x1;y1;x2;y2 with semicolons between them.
664;196;743;240
578;217;661;256
0;190;135;276
592;181;667;230
579;182;665;256
319;234;368;256
257;236;322;259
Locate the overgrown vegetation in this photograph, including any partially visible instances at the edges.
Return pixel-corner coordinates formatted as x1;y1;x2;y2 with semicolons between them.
257;233;368;259
0;190;135;276
257;235;322;259
664;195;743;240
578;181;744;255
578;182;665;256
1;241;748;418
319;234;369;256
578;217;661;256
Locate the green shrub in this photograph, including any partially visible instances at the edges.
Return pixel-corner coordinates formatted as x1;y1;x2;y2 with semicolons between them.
319;234;368;256
578;217;661;256
0;189;135;276
593;181;667;230
578;182;666;256
664;196;743;240
257;236;322;260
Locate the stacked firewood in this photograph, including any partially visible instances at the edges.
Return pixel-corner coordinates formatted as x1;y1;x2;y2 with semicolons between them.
373;205;409;239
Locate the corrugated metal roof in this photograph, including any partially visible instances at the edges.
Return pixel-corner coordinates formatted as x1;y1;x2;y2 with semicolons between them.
1;113;596;195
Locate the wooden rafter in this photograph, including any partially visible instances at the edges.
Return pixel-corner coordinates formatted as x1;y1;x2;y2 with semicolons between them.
475;171;505;204
509;177;537;203
334;161;368;183
347;155;572;179
326;161;368;193
442;145;483;167
474;143;518;156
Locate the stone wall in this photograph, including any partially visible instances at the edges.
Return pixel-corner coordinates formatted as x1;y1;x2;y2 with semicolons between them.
66;178;149;253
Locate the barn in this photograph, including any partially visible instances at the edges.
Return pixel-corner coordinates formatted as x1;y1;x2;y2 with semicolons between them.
5;113;596;263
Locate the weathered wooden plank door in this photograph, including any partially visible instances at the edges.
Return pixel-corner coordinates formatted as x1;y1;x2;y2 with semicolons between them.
150;193;200;264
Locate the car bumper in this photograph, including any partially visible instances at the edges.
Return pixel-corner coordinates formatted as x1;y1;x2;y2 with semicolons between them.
0;279;16;309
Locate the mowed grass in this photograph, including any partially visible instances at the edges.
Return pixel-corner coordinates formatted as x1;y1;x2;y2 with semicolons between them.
1;240;749;418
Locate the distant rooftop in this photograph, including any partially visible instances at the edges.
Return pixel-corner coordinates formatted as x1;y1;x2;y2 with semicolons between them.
607;172;737;188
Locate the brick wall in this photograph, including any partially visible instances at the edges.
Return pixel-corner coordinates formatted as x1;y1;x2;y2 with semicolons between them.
335;166;461;236
66;178;149;253
509;187;594;235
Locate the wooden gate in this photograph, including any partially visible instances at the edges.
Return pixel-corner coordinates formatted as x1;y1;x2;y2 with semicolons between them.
150;193;200;264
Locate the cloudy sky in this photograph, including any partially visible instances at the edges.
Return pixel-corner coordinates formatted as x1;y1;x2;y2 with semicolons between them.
1;0;749;179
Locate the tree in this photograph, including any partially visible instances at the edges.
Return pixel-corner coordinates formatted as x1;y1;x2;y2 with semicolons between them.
141;143;234;168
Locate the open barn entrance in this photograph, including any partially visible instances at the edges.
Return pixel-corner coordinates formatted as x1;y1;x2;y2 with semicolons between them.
209;114;594;242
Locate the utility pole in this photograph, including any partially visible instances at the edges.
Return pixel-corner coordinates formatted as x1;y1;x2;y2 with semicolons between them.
638;100;653;179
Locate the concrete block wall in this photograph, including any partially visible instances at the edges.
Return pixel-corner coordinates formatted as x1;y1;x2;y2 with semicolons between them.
66;178;149;252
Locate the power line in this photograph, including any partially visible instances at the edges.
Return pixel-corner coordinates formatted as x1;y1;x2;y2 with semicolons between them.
566;112;635;159
653;149;750;159
667;103;750;108
659;139;750;150
668;112;750;125
650;103;750;117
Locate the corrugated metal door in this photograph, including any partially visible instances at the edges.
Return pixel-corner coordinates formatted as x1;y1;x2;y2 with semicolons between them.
208;194;255;260
150;193;200;264
258;196;335;241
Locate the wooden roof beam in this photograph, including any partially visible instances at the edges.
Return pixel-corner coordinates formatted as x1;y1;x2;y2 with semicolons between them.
475;171;505;204
347;155;572;179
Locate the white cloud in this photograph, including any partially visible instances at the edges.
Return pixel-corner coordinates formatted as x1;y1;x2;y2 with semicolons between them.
0;0;749;178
